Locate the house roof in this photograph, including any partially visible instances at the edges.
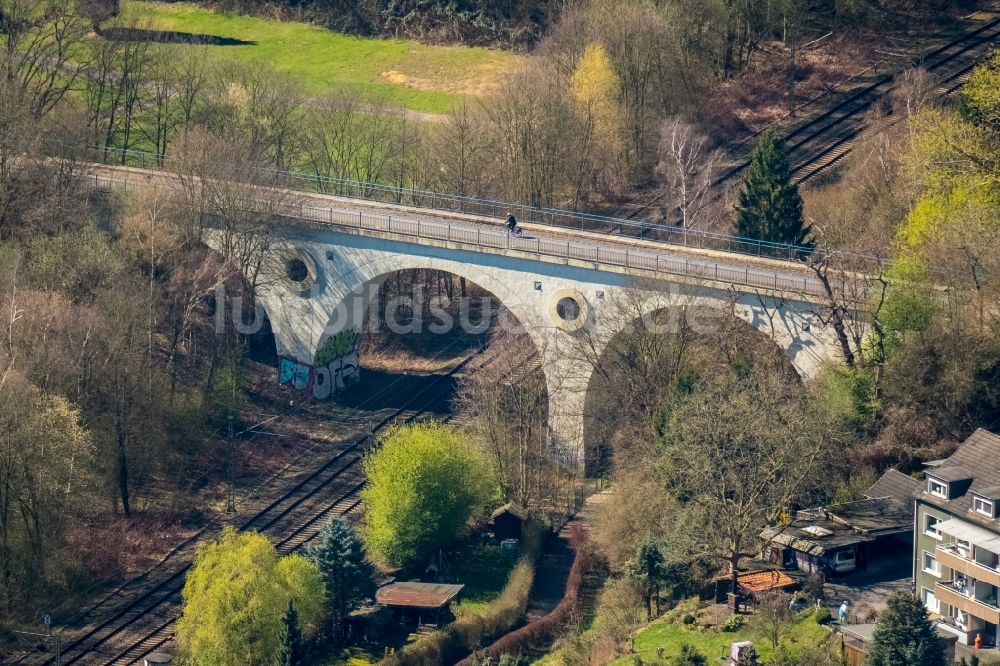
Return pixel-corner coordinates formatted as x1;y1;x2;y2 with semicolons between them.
974;485;1000;501
920;429;1000;529
375;582;464;609
735;570;795;594
927;465;975;483
865;469;922;504
826;497;914;537
490;502;528;522
761;510;874;557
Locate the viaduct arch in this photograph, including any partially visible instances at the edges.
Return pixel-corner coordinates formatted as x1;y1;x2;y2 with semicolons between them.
207;225;844;468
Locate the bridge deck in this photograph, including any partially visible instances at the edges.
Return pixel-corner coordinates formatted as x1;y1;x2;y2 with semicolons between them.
82;163;853;304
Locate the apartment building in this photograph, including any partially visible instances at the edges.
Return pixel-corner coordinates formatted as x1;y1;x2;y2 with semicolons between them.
915;429;1000;648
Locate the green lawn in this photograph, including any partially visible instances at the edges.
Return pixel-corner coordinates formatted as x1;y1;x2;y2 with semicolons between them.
609;610;834;664
448;544;517;617
120;1;523;114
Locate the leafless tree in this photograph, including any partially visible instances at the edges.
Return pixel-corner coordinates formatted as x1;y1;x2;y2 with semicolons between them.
752;590;793;650
85;15;156;160
658;367;828;597
304;93;398;191
202;60;306;171
655;117;723;230
429;101;491;199
172;127;298;296
455;328;551;509
0;0;89;119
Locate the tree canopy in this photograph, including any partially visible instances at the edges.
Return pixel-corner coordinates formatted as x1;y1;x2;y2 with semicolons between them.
736;129;808;245
177;528;325;666
360;421;497;567
305;517;375;642
864;592;945;666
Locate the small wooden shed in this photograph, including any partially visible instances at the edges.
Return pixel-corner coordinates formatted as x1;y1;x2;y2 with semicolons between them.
489;503;528;542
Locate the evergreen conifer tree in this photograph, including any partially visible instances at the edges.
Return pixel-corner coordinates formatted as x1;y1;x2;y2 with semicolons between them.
305;518;375;643
736;129;808;246
275;600;304;666
864;592;945;666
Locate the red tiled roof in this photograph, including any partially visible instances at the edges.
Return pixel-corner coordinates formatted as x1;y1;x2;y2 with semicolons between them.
735;570;795;594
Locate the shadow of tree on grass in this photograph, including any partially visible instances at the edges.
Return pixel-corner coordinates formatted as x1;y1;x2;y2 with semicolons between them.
98;27;256;46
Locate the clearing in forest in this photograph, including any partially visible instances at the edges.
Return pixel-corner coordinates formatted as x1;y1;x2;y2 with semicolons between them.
121;1;524;114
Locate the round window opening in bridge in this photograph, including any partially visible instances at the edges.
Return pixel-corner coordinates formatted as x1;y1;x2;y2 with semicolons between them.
286;258;309;283
556;296;581;323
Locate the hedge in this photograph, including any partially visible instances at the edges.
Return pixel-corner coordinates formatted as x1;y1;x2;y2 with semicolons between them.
457;523;592;664
382;521;543;666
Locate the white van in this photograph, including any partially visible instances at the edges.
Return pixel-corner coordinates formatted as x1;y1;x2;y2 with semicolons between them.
829;548;857;574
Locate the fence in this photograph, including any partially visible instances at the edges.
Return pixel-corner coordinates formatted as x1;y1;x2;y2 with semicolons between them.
59;142;850;263
86;171;834;299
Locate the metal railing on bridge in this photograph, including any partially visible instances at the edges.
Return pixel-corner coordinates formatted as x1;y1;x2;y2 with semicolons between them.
85;171;833;300
59;143;844;265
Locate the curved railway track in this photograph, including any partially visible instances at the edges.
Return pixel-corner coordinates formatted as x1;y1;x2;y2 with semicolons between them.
718;6;1000;186
613;6;1000;227
14;345;536;666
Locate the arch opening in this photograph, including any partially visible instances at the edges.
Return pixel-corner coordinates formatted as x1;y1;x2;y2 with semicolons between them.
580;302;801;478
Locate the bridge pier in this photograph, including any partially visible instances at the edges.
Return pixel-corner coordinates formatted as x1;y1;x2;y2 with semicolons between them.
205;224;844;472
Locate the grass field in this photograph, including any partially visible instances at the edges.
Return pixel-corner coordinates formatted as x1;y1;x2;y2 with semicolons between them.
120;1;523;114
608;609;834;664
450;544;518;616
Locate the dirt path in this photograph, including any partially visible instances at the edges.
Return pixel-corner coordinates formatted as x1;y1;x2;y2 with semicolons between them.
526;491;611;621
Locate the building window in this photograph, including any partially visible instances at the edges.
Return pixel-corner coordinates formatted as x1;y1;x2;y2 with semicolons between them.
974;497;994;517
922;587;940;614
928;478;948;498
923;551;941;576
925;515;942;539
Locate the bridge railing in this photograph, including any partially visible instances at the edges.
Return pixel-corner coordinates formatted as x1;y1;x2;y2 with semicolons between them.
58;143;870;267
88;172;834;299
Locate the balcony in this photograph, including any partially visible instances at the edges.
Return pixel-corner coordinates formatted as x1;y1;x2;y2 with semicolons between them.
938;544;1000;588
935;581;1000;624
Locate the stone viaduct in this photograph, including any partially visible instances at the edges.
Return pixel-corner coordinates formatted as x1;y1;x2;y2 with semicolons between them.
89;165;850;468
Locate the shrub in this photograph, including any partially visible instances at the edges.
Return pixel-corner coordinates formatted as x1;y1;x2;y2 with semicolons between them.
815;607;832;625
682;613;697;625
665;597;702;624
459;525;594;663
361;422;497;567
722;614;744;632
385;522;541;665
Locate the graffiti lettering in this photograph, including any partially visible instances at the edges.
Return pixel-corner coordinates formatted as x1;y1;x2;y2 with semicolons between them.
277;327;361;399
315;328;360;366
279;356;312;391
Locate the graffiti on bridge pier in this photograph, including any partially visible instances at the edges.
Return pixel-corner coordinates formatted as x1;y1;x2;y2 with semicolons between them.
279;328;360;399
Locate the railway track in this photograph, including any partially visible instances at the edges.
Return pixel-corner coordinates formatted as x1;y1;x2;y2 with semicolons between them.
612;5;1000;227
720;6;1000;186
97;349;540;666
14;345;536;666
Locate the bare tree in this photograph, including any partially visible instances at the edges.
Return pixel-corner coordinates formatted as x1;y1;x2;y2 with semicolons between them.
304;92;398;191
455;327;551;509
658;367;828;598
430;102;490;199
202;60;306;170
172;128;297;296
0;0;89;119
753;590;793;650
655;117;723;230
85;15;155;160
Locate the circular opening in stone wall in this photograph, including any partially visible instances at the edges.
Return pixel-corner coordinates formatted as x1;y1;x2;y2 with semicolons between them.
556;296;581;322
286;258;309;283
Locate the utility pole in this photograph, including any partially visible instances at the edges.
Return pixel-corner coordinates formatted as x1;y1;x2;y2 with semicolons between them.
226;404;235;513
226;372;236;514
